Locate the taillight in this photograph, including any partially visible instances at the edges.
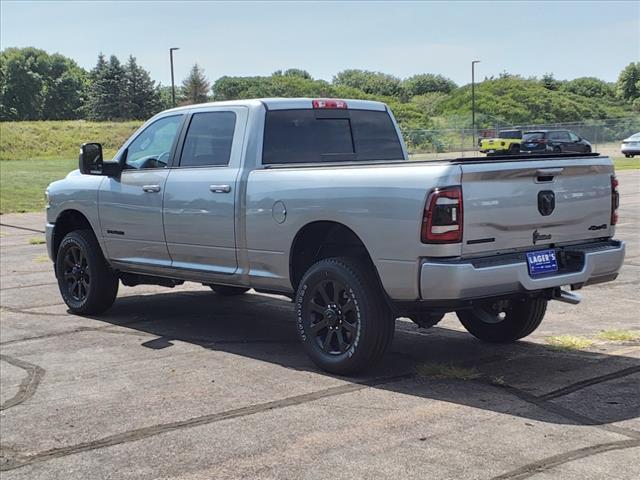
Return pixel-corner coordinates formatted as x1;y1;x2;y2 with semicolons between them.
422;186;463;243
611;175;619;225
312;99;347;109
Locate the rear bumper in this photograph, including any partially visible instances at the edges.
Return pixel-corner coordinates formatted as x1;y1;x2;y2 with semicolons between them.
419;240;625;301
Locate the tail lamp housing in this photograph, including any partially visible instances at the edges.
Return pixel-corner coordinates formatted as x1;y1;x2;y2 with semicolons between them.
611;175;619;225
422;186;463;243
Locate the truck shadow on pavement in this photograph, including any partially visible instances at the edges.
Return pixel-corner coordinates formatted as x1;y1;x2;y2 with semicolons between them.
94;289;640;429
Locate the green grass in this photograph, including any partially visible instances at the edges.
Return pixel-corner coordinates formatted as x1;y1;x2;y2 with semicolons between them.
0;158;77;213
597;329;640;342
547;335;594;350
612;157;640;170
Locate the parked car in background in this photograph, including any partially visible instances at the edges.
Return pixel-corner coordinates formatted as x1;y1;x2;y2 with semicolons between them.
520;130;592;154
479;129;522;155
621;132;640;158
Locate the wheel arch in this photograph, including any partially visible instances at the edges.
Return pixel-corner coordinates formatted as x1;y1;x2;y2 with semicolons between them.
289;220;387;299
52;209;101;263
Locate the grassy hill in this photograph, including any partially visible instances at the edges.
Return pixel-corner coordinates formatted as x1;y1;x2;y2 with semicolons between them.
0;121;141;213
0;120;142;161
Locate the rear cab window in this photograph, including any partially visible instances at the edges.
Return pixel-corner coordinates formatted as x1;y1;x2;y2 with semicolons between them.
262;108;403;164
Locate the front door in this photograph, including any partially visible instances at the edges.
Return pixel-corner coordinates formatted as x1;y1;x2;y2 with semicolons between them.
99;114;184;266
163;107;248;274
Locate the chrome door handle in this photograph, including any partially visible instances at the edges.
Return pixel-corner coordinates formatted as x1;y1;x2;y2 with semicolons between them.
142;185;161;193
209;184;231;193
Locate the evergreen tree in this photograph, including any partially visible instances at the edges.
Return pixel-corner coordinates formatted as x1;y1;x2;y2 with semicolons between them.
123;55;160;119
86;54;126;120
180;64;210;104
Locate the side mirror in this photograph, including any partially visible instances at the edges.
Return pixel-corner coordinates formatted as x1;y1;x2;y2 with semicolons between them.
79;143;121;177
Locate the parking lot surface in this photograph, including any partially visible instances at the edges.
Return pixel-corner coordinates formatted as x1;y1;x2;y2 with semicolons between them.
1;170;639;480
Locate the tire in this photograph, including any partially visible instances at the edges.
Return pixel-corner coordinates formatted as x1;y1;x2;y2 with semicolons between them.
295;257;394;375
553;146;562;153
625;154;632;158
456;297;547;343
209;284;250;296
584;145;591;153
508;143;520;154
56;229;118;315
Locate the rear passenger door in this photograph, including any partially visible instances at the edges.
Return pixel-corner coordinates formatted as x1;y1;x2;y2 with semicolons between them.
162;107;248;274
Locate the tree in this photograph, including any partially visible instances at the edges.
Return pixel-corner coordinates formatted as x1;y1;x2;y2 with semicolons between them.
561;77;615;98
283;68;312;79
181;64;210;104
616;62;640;103
85;54;127;120
540;73;562;91
122;55;161;119
333;69;402;97
401;74;457;96
0;47;87;120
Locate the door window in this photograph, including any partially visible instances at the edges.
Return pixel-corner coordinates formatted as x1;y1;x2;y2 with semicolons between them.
569;132;580;142
179;111;236;167
125;115;183;170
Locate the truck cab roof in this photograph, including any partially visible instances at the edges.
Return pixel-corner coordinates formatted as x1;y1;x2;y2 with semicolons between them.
163;97;388;113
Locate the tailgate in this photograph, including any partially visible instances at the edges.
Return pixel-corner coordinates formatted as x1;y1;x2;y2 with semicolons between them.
460;157;614;256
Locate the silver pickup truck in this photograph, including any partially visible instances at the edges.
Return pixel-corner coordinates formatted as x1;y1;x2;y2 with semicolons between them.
45;98;625;374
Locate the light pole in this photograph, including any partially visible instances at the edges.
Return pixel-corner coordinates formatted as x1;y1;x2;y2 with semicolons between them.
169;47;180;107
471;60;481;149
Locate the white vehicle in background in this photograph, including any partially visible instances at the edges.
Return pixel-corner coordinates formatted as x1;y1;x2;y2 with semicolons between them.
621;132;640;158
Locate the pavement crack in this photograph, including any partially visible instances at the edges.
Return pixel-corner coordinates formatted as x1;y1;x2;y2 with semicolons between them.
489;439;640;480
0;223;45;234
1;282;57;291
540;365;640;401
0;354;45;412
0;373;412;471
499;384;640;440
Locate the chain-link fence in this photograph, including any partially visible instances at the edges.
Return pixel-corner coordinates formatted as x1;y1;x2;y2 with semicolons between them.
403;116;640;160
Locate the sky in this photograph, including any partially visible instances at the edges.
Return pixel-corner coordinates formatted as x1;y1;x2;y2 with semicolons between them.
1;0;639;87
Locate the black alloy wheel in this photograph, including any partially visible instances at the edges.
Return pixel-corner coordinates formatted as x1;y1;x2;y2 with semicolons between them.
305;279;359;355
62;244;90;302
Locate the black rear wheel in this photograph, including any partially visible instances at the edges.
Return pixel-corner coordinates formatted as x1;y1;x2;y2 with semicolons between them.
296;257;394;375
56;230;118;315
508;143;520;154
456;297;547;343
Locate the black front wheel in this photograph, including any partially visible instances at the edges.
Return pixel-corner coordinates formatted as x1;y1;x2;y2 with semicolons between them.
56;230;118;315
295;257;394;375
456;297;547;343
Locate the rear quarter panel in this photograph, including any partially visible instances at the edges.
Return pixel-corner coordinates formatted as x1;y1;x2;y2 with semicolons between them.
244;162;461;300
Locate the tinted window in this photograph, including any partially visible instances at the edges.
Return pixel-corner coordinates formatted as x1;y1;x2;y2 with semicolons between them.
126;115;183;169
180;111;236;167
549;131;570;141
498;130;522;139
263;109;403;164
523;132;545;141
569;132;580;142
